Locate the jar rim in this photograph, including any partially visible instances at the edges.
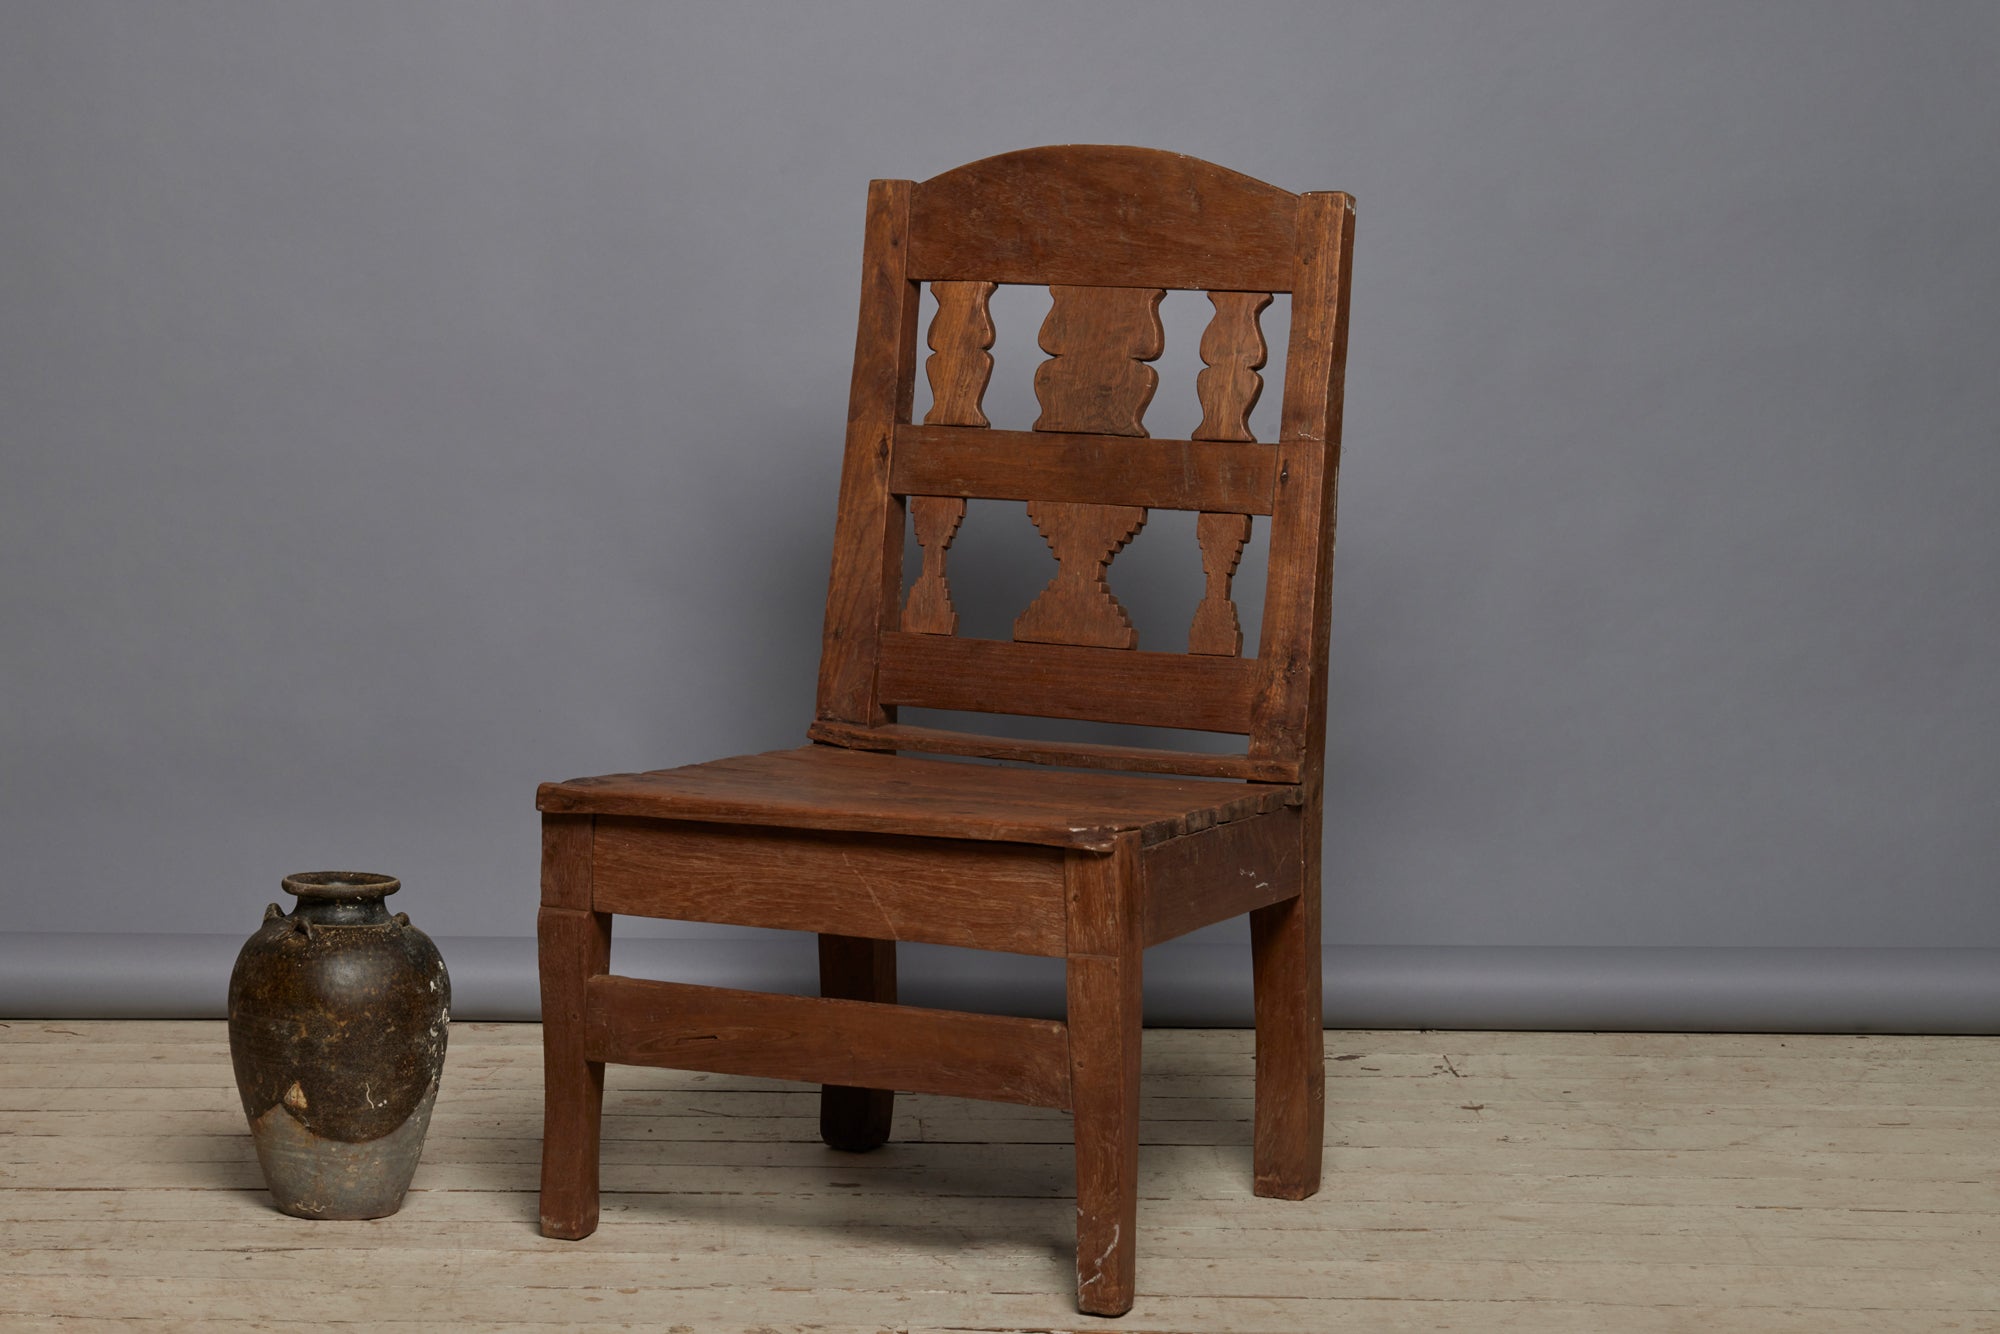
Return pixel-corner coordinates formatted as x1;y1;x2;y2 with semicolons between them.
282;871;401;900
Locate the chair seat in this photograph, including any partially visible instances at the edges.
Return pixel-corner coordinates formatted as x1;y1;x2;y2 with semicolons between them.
536;744;1300;851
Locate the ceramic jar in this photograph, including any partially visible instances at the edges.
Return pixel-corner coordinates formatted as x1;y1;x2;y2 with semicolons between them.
227;873;449;1219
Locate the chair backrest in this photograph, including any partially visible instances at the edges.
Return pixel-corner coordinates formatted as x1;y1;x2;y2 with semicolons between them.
811;145;1355;788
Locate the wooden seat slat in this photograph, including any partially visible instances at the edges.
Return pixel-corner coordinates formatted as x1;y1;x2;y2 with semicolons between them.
538;744;1297;851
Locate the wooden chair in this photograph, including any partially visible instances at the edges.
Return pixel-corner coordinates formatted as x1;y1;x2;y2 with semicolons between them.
535;144;1355;1317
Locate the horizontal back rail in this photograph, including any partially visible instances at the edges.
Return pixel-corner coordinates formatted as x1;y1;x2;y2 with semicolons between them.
585;974;1073;1109
892;425;1277;514
908;145;1297;291
875;631;1258;734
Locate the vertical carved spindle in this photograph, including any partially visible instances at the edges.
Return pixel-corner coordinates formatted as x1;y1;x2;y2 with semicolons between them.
1015;286;1164;648
902;281;996;636
925;280;997;428
1194;291;1272;442
1032;285;1166;437
1189;512;1252;655
1186;290;1272;656
902;497;967;634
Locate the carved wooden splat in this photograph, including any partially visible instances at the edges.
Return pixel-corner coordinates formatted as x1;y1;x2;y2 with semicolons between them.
902;497;967;635
1194;291;1272;443
1014;501;1147;649
1184;291;1273;656
1032;285;1165;437
1189;511;1252;655
1014;286;1165;649
901;281;997;636
924;280;997;428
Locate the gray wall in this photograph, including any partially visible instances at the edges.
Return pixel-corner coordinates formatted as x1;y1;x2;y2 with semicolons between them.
4;1;1996;1028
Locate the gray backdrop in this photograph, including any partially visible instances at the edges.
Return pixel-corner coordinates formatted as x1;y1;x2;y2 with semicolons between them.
4;1;1996;1029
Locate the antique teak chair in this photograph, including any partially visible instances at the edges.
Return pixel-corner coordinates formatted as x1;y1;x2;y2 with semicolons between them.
535;145;1354;1317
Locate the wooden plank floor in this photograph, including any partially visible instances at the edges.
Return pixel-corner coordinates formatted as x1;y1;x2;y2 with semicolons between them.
2;1022;1995;1332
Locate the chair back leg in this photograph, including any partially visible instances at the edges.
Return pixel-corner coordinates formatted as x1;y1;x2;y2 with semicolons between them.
1249;801;1324;1199
816;933;897;1151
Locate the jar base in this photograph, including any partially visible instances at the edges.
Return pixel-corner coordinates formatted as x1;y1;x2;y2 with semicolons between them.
248;1080;439;1220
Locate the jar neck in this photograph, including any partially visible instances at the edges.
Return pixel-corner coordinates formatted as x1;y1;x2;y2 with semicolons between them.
289;896;393;927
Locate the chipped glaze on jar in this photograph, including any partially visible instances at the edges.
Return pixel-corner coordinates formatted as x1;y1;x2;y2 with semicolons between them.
227;873;450;1219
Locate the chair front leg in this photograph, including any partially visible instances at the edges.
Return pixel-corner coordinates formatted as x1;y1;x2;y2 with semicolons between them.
1249;800;1324;1200
538;903;611;1238
539;814;611;1240
1066;836;1143;1317
816;932;897;1151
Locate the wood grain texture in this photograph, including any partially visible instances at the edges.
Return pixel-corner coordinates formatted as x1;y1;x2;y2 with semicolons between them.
1194;291;1273;443
923;279;997;428
890;424;1278;514
873;630;1263;735
806;718;1296;781
901;496;966;635
1032;284;1164;437
1141;805;1302;947
908;144;1299;291
816;934;897;1152
538;813;593;910
1065;835;1143;1316
536;903;610;1241
1014;500;1148;649
1189;511;1253;656
589;817;1066;957
539;744;1297;850
1249;191;1356;771
584;975;1072;1110
816;178;919;727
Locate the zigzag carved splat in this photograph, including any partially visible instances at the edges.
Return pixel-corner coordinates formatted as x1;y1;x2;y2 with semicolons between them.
1189;512;1252;655
902;281;997;635
1014;500;1147;649
902;496;967;635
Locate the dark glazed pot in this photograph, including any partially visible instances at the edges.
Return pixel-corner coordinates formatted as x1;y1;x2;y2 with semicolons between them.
227;873;449;1219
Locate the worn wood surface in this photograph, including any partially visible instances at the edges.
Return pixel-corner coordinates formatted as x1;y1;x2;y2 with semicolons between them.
537;814;593;911
1190;510;1254;656
890;423;1279;513
901;495;966;635
535;902;609;1240
589;817;1066;957
815;177;918;729
539;744;1296;850
1248;190;1355;770
6;1023;1999;1331
908;144;1299;291
583;977;1072;1110
540;148;1353;1316
923;279;997;428
816;934;897;1152
873;631;1266;736
1014;498;1149;649
1141;806;1302;947
805;718;1294;781
1195;290;1274;444
1065;837;1145;1315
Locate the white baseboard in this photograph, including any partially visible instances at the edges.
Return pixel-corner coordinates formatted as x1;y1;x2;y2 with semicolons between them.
2;934;1993;1031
